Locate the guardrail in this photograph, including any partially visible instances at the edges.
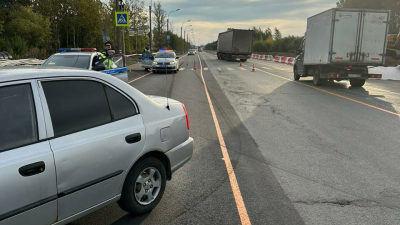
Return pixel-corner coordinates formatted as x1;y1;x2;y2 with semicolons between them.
0;58;45;67
205;51;297;65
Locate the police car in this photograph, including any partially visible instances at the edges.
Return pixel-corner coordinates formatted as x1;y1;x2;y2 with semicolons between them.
152;50;180;73
42;48;128;82
141;51;154;71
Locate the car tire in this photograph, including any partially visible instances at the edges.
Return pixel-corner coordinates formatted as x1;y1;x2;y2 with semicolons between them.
145;68;149;72
118;156;167;215
240;59;247;62
350;79;366;87
152;70;157;74
174;69;177;73
294;66;300;81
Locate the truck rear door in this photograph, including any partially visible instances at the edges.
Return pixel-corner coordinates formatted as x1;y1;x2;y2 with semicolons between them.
331;11;361;63
358;12;389;64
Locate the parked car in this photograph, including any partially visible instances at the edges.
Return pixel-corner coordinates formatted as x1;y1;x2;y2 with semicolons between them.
188;49;195;55
0;68;193;225
141;51;154;71
152;50;180;73
42;48;128;83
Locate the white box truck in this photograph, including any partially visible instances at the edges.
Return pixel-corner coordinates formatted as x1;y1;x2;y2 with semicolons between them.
294;8;390;87
217;29;253;62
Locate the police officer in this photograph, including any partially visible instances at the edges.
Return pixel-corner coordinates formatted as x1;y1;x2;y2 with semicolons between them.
143;44;150;53
93;41;113;67
102;41;113;57
102;50;117;69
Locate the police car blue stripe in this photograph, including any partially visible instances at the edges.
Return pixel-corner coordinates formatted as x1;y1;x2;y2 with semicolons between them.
102;68;128;74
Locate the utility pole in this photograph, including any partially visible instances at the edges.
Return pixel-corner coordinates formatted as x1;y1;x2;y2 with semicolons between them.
115;0;121;52
149;4;152;52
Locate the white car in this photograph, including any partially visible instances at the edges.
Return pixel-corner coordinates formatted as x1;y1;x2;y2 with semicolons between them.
152;50;180;73
0;68;193;225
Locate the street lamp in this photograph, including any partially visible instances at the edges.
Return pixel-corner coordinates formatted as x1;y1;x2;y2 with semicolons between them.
187;30;193;50
167;9;180;48
181;20;190;52
184;25;192;52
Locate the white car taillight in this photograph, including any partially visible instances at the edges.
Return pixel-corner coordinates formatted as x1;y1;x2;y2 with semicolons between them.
182;104;190;130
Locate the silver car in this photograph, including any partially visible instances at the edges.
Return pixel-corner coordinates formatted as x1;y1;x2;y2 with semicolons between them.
0;68;193;225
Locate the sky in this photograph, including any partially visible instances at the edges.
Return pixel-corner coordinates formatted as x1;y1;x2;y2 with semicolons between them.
112;0;339;45
159;0;339;45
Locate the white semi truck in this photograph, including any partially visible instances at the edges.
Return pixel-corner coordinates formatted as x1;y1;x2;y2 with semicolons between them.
294;8;390;87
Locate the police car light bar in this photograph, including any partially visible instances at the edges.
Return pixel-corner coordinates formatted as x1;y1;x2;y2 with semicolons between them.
58;48;97;52
158;49;173;52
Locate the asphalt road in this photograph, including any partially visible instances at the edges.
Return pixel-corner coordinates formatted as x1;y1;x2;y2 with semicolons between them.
71;52;400;225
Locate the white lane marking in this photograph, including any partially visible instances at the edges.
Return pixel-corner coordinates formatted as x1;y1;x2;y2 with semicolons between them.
239;67;247;71
364;85;400;96
180;68;185;71
227;67;234;71
204;67;209;71
128;72;152;83
197;53;252;225
262;67;272;70
218;68;221;71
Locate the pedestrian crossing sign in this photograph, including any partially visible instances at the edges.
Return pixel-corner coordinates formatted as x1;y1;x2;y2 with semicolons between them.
115;12;129;27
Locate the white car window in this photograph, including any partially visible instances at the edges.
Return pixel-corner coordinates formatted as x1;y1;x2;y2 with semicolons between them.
0;84;38;151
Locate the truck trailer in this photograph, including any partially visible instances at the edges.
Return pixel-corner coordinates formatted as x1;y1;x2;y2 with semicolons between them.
217;29;253;62
294;8;390;87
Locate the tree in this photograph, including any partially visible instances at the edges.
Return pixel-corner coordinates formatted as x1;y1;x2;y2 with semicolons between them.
204;40;217;50
337;0;400;33
6;6;51;48
273;27;282;40
152;1;166;50
125;0;149;53
0;21;3;34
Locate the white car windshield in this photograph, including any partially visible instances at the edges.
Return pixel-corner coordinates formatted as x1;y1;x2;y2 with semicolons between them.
43;55;91;69
155;52;175;58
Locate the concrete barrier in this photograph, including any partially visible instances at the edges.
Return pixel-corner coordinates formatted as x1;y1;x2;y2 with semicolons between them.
369;66;400;80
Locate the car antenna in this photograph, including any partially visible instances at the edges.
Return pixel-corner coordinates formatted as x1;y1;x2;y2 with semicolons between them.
165;53;170;110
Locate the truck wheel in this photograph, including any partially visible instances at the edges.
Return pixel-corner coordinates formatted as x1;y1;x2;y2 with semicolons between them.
293;66;300;81
313;68;324;86
118;156;167;215
350;79;366;87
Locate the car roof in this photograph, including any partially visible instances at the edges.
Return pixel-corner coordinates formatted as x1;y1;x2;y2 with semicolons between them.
0;67;105;83
50;52;99;56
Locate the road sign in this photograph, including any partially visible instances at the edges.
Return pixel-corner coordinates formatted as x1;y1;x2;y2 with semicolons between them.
115;12;129;27
166;35;170;41
129;30;145;37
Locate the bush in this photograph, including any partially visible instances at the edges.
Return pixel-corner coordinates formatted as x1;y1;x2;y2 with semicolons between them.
23;47;49;59
7;36;28;59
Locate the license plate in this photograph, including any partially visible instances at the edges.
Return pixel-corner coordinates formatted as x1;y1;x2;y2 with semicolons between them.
348;74;361;78
159;65;167;68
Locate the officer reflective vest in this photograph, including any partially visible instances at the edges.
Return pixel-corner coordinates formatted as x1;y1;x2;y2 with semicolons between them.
103;58;116;70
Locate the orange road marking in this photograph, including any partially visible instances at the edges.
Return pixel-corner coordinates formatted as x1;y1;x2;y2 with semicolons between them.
197;54;251;225
244;65;400;117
